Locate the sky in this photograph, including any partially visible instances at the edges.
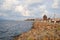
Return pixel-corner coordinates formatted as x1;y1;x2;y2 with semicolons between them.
0;0;60;20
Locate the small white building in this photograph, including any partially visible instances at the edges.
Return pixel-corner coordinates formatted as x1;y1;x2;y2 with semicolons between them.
51;18;60;23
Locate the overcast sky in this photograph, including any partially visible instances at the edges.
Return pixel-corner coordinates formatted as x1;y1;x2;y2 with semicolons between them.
0;0;60;20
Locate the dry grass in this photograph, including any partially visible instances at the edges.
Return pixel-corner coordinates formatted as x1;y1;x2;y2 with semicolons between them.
14;21;60;40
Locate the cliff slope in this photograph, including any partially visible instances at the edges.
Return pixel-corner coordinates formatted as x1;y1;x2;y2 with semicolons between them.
14;21;60;40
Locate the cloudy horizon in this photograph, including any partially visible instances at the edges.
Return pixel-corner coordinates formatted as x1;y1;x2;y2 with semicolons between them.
0;0;60;20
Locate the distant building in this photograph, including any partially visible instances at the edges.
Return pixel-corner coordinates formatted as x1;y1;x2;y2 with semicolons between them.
25;18;41;21
43;15;47;20
25;19;35;21
51;18;60;23
47;18;52;23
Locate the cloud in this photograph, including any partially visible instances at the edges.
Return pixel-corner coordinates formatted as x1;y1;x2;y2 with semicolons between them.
0;13;8;17
25;0;43;4
39;5;46;12
0;0;45;17
23;10;30;16
42;10;48;16
0;0;60;20
52;0;59;8
14;0;44;16
38;5;48;16
1;0;19;10
15;5;30;16
15;5;24;12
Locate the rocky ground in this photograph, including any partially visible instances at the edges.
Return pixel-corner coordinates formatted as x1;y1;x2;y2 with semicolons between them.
14;21;60;40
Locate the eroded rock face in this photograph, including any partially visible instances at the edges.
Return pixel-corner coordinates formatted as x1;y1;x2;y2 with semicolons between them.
14;21;60;40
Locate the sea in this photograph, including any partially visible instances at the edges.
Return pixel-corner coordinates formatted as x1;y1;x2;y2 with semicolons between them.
0;20;33;40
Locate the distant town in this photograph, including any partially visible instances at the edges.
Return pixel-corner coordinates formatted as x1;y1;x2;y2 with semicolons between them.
25;15;60;23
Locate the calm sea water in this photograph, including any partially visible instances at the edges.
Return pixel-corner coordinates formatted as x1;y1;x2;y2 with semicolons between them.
0;20;33;40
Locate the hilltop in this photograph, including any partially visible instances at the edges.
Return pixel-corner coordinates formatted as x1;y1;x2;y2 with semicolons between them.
14;21;60;40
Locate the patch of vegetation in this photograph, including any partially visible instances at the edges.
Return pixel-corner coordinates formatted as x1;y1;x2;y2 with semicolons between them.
57;27;60;30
